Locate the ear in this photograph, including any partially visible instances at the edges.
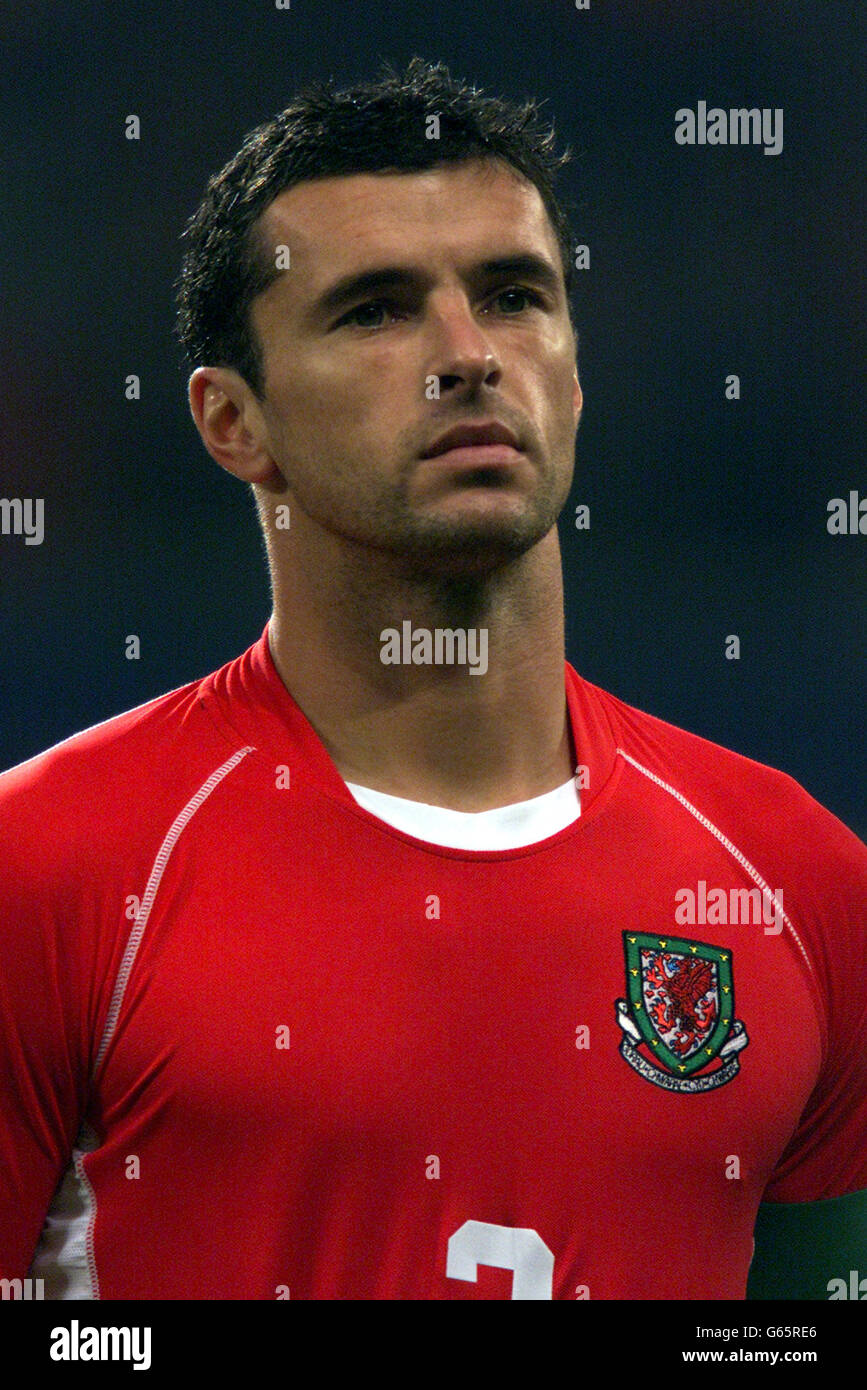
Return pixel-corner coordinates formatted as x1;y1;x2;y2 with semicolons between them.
188;366;283;485
572;370;583;426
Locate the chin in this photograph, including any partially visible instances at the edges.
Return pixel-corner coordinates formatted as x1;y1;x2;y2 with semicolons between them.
401;518;553;578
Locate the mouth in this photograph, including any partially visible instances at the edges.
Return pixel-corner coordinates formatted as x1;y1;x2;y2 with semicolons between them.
420;420;524;465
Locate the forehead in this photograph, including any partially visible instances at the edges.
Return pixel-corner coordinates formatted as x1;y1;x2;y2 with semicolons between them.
255;160;561;290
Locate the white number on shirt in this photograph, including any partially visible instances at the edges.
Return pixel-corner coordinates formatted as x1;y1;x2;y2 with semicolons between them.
446;1220;554;1300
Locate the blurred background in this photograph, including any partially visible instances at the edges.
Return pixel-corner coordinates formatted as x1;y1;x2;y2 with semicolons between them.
1;0;863;835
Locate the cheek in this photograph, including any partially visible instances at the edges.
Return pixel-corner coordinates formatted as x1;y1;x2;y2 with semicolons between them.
268;363;397;484
527;351;576;423
268;369;354;454
289;353;389;425
549;347;580;411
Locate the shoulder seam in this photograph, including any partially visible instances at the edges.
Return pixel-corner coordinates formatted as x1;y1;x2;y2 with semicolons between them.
91;745;254;1078
616;747;828;1059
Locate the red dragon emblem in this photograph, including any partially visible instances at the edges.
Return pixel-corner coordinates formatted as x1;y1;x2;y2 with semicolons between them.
644;951;718;1059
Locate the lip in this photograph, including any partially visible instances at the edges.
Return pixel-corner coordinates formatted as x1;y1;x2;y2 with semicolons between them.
424;444;524;471
420;420;521;459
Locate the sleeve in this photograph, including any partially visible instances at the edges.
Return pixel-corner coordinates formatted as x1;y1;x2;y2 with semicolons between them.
760;795;867;1204
0;767;92;1278
747;1190;867;1299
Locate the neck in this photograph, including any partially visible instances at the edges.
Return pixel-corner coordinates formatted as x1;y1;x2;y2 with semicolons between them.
266;519;573;812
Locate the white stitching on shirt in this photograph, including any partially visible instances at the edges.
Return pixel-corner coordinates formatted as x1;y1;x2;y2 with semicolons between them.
616;746;815;980
80;748;252;1300
92;745;254;1077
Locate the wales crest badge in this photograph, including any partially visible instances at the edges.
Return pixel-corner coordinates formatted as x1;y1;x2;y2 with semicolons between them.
616;932;749;1093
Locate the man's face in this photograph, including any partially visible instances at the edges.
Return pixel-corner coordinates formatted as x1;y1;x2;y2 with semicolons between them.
249;158;582;574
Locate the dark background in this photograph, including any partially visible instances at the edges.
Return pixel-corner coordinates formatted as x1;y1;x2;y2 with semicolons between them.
1;0;863;835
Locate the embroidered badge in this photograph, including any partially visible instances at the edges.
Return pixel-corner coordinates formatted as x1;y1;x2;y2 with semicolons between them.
616;932;749;1092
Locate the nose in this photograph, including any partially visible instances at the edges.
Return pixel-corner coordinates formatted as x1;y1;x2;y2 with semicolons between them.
426;293;502;395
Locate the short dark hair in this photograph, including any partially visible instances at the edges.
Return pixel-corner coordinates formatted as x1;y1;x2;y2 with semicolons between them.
174;58;575;399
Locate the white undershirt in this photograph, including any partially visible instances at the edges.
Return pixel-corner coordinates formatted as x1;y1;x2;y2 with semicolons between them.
344;777;581;851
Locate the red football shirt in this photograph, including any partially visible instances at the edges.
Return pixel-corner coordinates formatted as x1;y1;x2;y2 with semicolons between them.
0;625;864;1299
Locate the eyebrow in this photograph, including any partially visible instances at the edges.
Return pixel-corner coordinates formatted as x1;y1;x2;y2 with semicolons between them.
481;254;563;298
307;252;564;325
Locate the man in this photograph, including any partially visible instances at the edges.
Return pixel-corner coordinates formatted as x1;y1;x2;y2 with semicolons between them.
0;60;864;1300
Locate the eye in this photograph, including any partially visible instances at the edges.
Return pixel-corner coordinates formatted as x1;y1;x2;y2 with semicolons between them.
337;300;398;330
489;285;544;315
